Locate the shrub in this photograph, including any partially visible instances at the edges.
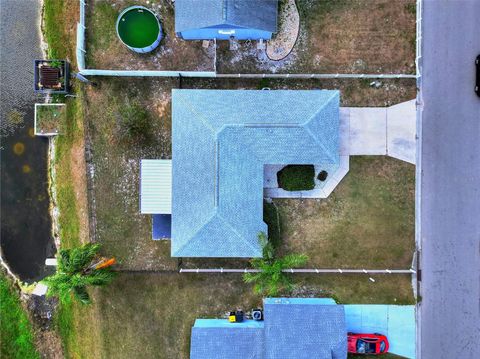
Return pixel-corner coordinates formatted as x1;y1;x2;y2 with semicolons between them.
116;102;152;145
263;201;281;248
277;165;315;191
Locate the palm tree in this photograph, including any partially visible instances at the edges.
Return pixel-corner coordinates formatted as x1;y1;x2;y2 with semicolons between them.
243;232;308;296
42;243;116;304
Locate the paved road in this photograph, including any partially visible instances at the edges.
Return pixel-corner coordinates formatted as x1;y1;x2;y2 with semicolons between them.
419;1;480;358
0;0;55;281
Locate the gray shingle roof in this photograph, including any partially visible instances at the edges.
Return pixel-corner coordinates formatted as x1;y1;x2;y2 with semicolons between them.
175;0;278;33
264;298;347;359
191;320;264;359
190;298;347;359
171;90;340;257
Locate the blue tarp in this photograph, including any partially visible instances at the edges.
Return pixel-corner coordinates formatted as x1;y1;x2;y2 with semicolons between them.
152;214;171;240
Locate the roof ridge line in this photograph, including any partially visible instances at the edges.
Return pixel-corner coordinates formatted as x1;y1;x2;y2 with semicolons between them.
216;212;260;254
173;211;218;255
303;92;339;163
175;92;216;135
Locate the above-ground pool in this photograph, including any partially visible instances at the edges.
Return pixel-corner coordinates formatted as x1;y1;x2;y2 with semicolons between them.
116;6;162;53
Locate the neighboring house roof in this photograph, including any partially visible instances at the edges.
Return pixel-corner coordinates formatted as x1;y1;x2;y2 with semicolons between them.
190;298;347;359
263;298;347;359
191;320;264;359
172;90;340;257
175;0;278;33
140;159;172;214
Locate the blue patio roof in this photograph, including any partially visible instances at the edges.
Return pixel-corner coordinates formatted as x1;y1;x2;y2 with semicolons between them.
171;89;340;257
190;298;347;359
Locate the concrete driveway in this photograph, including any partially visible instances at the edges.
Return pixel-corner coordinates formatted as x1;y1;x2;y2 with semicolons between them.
341;100;416;164
345;305;416;359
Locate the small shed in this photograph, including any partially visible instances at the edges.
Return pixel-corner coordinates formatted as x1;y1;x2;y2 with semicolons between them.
175;0;278;40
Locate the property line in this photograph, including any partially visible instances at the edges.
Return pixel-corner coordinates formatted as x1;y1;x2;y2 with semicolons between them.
179;268;415;274
75;1;418;80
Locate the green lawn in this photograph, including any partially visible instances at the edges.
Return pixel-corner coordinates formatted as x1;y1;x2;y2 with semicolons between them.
0;273;40;359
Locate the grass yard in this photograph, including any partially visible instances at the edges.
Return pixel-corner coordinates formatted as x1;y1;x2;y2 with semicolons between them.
275;156;415;271
181;77;417;107
0;273;40;359
84;77;178;270
216;0;416;74
65;77;416;358
85;77;415;271
57;272;412;359
85;0;215;71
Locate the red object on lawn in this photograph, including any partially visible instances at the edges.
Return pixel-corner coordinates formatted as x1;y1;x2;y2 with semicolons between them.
347;333;390;355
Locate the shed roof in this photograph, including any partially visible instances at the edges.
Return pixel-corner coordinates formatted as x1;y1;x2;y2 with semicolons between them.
175;0;278;33
190;298;347;359
172;90;340;257
140;159;172;214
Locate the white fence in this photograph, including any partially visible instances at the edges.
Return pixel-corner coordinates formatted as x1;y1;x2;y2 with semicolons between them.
76;0;86;71
75;0;418;79
179;268;416;274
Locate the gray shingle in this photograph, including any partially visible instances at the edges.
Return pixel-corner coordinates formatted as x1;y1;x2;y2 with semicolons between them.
171;90;340;257
175;0;278;33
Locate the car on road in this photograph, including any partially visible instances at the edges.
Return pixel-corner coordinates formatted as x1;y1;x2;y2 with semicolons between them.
348;333;389;355
475;55;480;97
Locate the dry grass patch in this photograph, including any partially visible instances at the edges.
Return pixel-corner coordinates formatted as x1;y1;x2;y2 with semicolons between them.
84;272;413;359
182;77;416;107
85;78;177;270
275;156;415;269
216;0;416;74
86;0;215;71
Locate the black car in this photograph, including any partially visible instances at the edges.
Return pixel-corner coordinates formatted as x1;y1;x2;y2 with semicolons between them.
476;55;480;97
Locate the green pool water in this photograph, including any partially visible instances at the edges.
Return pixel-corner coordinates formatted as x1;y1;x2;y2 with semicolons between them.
117;8;160;49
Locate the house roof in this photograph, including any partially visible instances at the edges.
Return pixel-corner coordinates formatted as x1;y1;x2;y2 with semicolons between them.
191;320;264;359
175;0;278;33
263;298;347;359
171;90;340;257
190;298;347;359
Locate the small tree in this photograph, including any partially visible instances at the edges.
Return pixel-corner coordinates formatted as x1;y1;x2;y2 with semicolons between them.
243;232;308;296
42;243;116;304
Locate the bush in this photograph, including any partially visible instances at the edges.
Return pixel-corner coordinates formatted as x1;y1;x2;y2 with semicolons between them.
263;201;281;248
277;165;315;191
116;102;152;145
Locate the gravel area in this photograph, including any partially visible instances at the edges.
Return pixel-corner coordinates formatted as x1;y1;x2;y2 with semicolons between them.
267;0;300;61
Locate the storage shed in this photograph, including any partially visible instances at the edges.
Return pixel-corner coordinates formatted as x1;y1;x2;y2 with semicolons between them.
175;0;278;40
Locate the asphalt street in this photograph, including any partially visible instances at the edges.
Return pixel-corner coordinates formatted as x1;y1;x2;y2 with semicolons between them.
419;1;480;358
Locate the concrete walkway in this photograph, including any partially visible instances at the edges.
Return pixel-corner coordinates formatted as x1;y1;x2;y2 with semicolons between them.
345;305;416;359
343;100;416;164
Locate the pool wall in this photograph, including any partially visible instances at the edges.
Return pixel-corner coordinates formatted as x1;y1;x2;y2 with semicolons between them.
116;6;162;53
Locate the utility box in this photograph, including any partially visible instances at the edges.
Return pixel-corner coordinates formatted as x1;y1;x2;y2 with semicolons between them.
34;59;69;94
